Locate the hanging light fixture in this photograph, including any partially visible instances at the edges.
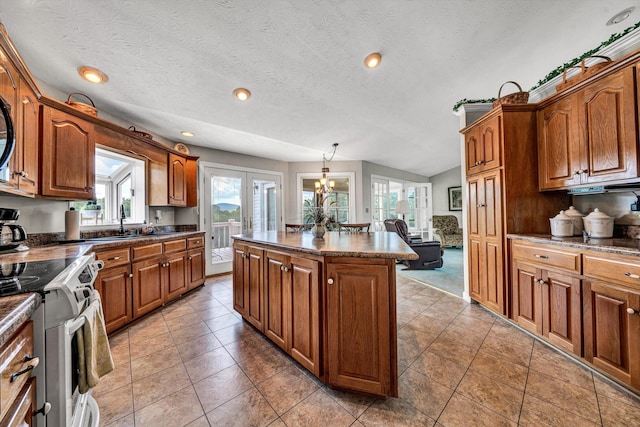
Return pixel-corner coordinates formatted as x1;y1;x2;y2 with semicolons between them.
315;143;339;197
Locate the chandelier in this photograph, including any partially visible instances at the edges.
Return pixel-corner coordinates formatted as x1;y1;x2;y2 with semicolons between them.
315;143;339;196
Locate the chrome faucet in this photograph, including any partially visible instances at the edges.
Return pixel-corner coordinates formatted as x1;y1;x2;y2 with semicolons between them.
119;204;126;235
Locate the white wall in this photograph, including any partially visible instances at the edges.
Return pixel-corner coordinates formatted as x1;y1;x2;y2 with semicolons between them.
429;166;463;224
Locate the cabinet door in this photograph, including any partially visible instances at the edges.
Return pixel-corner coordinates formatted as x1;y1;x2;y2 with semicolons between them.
232;245;248;317
583;280;640;388
2;378;35;427
264;251;288;349
186;248;205;290
326;261;394;396
40;106;95;199
132;257;164;318
168;153;187;206
165;251;188;300
512;261;540;334
580;67;638;184
464;127;480;175
289;256;320;376
537;95;582;190
468;237;482;301
95;265;132;333
478;115;501;172
543;270;582;355
245;246;264;331
11;79;38;194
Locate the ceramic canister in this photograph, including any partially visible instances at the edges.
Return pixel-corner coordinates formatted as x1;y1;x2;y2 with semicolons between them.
582;208;614;238
549;210;574;237
564;206;585;236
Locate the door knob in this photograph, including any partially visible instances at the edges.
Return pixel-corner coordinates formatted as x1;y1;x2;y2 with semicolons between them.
327;278;334;285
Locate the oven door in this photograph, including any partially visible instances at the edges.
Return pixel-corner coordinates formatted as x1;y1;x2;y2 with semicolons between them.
0;94;16;182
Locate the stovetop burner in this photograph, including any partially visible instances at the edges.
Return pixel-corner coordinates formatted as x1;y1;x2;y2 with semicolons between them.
0;258;76;297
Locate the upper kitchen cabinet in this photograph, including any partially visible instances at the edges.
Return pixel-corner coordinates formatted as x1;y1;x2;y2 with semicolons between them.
168;153;186;206
39;100;95;200
538;64;638;190
464;114;501;175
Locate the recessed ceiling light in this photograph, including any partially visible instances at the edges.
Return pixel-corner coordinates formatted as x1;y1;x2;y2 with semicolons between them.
233;88;251;101
180;131;194;137
364;52;382;69
607;7;635;25
78;66;108;83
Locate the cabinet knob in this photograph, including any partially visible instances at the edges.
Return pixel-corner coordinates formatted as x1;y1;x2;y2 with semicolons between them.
627;307;638;315
327;278;334;285
284;266;289;272
188;256;192;260
624;272;640;280
129;273;133;278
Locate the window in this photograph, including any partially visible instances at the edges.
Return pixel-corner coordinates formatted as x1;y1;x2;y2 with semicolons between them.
298;173;355;225
71;148;146;226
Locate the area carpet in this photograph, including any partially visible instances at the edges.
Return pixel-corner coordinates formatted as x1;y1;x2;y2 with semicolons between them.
396;247;464;297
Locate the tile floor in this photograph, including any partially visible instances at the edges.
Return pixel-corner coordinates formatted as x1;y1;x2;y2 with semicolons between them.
94;274;640;426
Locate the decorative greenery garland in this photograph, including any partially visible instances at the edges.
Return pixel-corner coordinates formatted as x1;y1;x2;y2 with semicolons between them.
452;20;640;111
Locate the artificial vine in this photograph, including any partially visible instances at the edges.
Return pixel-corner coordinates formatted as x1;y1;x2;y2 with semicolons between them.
453;20;640;111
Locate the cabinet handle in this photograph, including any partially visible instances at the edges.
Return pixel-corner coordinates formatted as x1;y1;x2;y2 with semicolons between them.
10;356;39;383
627;308;638;315
624;272;640;279
327;278;334;285
475;160;484;166
108;256;121;261
533;254;549;259
188;256;192;260
477;204;485;208
284;266;289;272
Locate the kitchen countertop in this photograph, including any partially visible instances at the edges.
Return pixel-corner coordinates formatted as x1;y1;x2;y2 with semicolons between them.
232;231;419;259
0;293;40;348
507;234;640;257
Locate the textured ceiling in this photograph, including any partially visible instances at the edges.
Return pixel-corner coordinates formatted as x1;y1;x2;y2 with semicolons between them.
0;1;638;176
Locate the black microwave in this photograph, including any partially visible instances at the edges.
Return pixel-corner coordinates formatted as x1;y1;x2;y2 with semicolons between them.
0;95;15;182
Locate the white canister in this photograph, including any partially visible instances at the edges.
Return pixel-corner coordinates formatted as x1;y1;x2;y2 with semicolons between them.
549;210;574;237
582;208;614;238
564;206;585;236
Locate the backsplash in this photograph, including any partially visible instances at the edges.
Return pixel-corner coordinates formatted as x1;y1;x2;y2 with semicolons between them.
571;191;640;238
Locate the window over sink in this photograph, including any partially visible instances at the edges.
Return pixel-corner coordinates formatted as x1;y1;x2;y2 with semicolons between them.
70;148;146;226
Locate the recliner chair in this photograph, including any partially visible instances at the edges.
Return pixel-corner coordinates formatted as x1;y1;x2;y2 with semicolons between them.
384;219;444;270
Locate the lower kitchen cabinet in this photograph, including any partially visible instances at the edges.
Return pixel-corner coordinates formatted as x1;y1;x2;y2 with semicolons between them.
326;258;395;397
165;251;187;301
95;265;133;333
132;257;165;318
232;244;264;331
186;236;205;290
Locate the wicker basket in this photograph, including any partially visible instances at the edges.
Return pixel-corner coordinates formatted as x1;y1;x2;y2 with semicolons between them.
128;126;153;139
556;55;613;92
65;93;97;116
492;81;529;107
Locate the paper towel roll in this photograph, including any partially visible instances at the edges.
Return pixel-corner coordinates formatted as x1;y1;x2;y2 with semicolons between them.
65;209;80;240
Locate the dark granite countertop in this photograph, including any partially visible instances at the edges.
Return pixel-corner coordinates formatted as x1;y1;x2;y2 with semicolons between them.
232;231;419;259
0;293;40;348
507;234;640;257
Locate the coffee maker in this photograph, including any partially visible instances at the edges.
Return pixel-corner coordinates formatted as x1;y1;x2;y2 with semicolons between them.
0;208;28;252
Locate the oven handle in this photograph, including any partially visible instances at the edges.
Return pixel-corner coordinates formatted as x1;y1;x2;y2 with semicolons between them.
66;314;86;336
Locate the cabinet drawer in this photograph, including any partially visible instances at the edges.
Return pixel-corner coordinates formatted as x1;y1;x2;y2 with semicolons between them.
164;239;186;253
187;236;204;249
512;241;581;273
132;242;163;260
0;322;36;421
95;247;131;269
584;252;640;290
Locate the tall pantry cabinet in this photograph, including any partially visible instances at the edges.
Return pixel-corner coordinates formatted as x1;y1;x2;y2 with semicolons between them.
462;104;569;315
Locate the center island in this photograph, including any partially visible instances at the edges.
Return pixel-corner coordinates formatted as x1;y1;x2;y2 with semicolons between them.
231;230;418;397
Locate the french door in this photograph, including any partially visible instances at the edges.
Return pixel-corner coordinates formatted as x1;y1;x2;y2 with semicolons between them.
201;165;281;275
371;177;432;238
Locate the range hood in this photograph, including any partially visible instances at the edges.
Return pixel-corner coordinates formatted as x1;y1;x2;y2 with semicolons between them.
567;184;640;195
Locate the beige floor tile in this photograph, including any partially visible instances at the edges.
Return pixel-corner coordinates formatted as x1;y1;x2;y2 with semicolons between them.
256;365;320;415
487;318;535;348
479;333;533;367
205;387;278;427
213;321;259;345
134;386;204;427
132;363;191;410
597;392;640;426
236;344;292;383
170;320;214;345
410;351;468;389
185;416;211;427
93;359;131;398
95;383;134;426
525;369;600;424
469;349;529;391
450;311;495;335
428;334;478;367
529;340;593;389
398;368;454;420
197;305;232;321
161;300;195;320
593;376;640;408
165;311;203;331
456;369;524;422
439;322;488;349
281;389;356;427
205;312;243;331
127;312;168;340
130;345;182;382
128;330;174;360
267;419;287;426
193;365;254;413
359;397;436;427
438;392;516;427
184;346;237;382
321;386;375;418
398;322;440;351
103;413;135;427
519;393;601;427
176;332;223;361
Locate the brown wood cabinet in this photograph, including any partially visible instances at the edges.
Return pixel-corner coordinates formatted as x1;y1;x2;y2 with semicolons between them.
326;258;396;397
168;153;187;206
538;66;638;190
39;104;95;200
511;241;582;355
462;106;570;316
0;322;36;425
232;243;264;331
2;378;35;427
186;236;205;291
11;79;39;195
94;247;133;333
